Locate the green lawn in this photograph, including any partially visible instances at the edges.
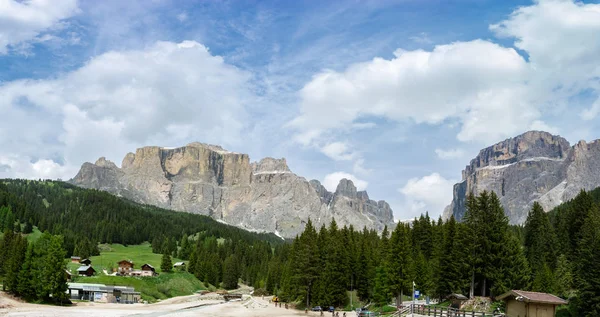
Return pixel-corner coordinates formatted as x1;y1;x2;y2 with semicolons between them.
69;242;202;302
76;272;206;302
78;242;185;274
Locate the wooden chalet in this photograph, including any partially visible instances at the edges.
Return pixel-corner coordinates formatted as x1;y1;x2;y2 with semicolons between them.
117;260;134;275
77;265;96;277
140;263;157;276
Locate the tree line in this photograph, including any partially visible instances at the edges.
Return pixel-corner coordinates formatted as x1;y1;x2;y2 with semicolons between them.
0;178;598;315
264;190;599;316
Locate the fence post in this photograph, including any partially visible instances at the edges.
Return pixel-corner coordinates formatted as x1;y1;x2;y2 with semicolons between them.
434;307;437;317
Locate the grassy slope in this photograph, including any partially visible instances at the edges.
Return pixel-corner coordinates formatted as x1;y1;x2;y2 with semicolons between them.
76;242;185;274
77;272;206;302
69;243;202;302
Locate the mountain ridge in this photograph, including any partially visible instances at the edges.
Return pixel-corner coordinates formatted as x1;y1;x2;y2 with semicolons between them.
70;142;395;238
443;130;600;223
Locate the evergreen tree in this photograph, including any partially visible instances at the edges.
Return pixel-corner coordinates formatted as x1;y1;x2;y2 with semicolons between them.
161;252;173;273
222;255;239;290
372;265;390;307
524;202;557;283
387;223;412;306
554;254;572;298
574;206;600;316
17;244;36;300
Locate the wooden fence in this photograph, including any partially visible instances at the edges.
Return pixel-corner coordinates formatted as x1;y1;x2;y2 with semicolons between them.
409;305;504;317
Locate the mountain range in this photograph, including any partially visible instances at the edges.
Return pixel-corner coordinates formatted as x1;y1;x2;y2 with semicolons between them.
70;130;600;236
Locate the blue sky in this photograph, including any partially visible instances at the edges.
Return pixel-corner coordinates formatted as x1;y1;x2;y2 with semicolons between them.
1;0;600;220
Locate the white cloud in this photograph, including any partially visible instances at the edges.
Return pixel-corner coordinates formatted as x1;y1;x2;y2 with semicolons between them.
435;148;465;160
581;97;600;121
177;12;188;22
0;40;252;180
400;173;456;217
491;0;600;116
352;158;372;176
323;172;368;192
0;155;76;180
0;0;79;54
320;142;355;161
290;39;533;146
409;32;432;44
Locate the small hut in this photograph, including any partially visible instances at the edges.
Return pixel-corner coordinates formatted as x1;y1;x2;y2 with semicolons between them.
447;294;468;309
71;256;81;263
497;290;567;317
77;265;96;277
173;262;186;270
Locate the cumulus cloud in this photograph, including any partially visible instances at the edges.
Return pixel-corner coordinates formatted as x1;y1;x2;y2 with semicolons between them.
435;148;465;160
289;40;532;146
400;173;456;218
320;142;355;161
323;172;368;192
0;0;79;54
0;41;252;179
290;0;600;158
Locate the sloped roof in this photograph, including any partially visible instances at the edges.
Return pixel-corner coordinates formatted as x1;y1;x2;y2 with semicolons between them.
497;290;568;305
77;265;95;272
118;260;134;265
173;262;185;266
141;263;155;270
448;294;468;300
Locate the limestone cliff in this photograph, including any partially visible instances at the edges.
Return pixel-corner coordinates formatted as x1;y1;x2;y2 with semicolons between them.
443;131;600;224
70;143;395;237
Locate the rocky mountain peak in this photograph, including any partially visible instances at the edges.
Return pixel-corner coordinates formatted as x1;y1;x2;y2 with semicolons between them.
463;130;571;179
335;178;357;198
94;157;117;169
444;131;600;225
251;157;290;174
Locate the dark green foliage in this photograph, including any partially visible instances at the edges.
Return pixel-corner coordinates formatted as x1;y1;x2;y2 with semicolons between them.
161;252;173;273
222;255;239;289
0;230;68;303
573;205;600;316
0;179;283;257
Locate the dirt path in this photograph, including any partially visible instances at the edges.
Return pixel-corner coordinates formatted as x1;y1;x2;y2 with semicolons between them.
0;293;330;317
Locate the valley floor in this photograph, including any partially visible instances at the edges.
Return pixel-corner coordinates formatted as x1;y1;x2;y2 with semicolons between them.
0;293;322;317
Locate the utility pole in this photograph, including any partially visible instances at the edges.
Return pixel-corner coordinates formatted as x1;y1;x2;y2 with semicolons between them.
412;281;415;316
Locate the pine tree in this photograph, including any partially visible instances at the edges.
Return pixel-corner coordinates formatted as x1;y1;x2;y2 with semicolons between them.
161;252;173;273
524;202;557;284
372;265;391;307
222;255;239;290
574;206;600;316
387;223;412;306
17;244;36;300
554;254;572;298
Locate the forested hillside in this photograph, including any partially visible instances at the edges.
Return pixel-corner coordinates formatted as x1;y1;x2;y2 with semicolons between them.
1;179;598;316
0;179;283;256
272;189;600;316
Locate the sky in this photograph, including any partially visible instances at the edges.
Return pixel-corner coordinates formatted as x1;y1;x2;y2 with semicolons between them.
1;0;600;221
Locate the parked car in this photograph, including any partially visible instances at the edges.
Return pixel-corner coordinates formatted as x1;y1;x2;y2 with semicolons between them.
312;306;322;311
328;306;335;312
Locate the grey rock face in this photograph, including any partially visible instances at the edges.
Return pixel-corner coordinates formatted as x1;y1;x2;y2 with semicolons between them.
443;131;600;224
70;143;395;237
